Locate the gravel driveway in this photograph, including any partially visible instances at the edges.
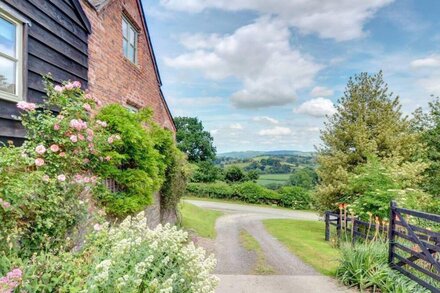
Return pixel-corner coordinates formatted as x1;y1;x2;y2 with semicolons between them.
185;199;354;293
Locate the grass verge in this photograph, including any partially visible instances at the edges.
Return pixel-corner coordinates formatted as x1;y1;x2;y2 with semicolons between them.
179;201;223;239
239;229;275;275
263;219;339;276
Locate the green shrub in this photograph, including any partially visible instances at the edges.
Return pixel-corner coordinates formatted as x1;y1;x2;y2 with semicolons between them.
2;212;218;292
94;105;187;217
191;161;222;183
337;242;427;292
233;182;280;204
277;186;311;209
224;166;246;182
186;182;234;199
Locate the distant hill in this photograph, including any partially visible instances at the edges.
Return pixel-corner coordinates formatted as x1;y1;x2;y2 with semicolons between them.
217;150;314;159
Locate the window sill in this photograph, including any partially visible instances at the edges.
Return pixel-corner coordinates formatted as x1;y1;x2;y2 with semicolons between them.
122;56;141;71
0;92;22;103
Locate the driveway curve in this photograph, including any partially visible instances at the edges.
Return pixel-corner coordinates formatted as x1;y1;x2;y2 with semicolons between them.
185;199;354;293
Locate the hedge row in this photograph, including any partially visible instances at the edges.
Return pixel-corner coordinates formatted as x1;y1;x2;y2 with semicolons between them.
186;182;311;209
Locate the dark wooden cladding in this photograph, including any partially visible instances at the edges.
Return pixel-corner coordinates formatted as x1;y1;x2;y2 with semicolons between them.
0;0;90;143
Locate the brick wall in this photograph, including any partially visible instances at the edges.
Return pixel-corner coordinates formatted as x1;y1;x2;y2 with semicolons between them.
80;0;175;132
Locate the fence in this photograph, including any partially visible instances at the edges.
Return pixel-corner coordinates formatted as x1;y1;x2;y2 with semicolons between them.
325;201;440;292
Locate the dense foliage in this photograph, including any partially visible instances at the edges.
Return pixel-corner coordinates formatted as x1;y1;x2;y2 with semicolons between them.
224;166;247;182
0;80;217;292
289;167;318;189
412;98;440;196
174;117;216;162
2;212;218;292
191;160;223;183
315;71;425;213
186;182;312;209
0;80;100;257
94;105;185;217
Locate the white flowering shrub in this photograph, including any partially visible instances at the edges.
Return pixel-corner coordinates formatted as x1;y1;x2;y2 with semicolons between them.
86;211;218;293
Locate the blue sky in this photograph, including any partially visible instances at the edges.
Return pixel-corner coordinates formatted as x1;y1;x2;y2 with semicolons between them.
142;0;440;153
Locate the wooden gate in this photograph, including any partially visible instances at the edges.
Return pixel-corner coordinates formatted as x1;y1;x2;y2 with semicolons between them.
389;201;440;292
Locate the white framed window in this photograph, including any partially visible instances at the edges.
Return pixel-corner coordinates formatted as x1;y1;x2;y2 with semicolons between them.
0;9;23;102
122;16;138;64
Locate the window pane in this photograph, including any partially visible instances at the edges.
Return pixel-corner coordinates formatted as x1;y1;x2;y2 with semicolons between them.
0;16;16;57
122;19;128;39
0;56;16;94
129;28;136;45
127;45;134;62
123;39;128;57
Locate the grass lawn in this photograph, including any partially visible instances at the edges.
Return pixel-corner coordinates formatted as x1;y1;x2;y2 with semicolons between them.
239;229;275;275
179;201;223;239
257;173;290;186
263;219;340;276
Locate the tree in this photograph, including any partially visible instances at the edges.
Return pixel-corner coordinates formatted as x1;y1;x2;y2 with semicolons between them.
412;98;440;196
315;71;425;212
174;117;216;162
289;167;318;189
224;166;246;183
191;160;222;183
246;170;260;182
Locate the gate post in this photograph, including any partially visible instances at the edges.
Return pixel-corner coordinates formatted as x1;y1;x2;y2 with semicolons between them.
325;211;330;241
388;201;397;265
351;219;358;245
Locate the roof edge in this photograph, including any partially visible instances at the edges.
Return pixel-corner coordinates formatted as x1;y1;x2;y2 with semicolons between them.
72;0;92;33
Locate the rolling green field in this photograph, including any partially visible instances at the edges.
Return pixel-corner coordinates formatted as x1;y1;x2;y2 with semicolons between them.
257;173;290;186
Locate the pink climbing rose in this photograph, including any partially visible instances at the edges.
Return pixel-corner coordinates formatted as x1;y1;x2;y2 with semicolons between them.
57;174;66;182
16;101;36;111
35;145;46;155
54;85;64;92
70;135;78;143
50;144;60;152
35;158;45;167
83;103;92;112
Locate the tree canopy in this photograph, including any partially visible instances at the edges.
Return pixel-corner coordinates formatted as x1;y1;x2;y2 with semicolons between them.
315;71;425;212
174;117;216;162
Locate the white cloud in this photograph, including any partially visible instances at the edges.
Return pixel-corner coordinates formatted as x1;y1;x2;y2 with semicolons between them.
161;0;393;41
295;97;336;117
253;116;279;124
258;126;292;136
411;55;440;68
229;123;243;130
310;86;334;97
165;18;322;108
210;129;219;135
168;96;223;107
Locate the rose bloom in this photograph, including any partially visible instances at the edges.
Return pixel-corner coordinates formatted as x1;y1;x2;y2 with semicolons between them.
83;176;91;183
86;128;94;136
57;174;66;182
78;134;85;141
70;135;78;143
54;85;64;92
107;137;114;144
72;81;81;88
83;103;92;112
105;156;111;161
87;135;93;142
53;124;60;131
35;145;46;155
35;158;45;167
42;175;50;182
50;144;60;152
17;101;36;111
59;152;66;157
93;224;102;231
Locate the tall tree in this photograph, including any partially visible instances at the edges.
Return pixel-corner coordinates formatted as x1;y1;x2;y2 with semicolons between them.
174;117;216;162
315;71;424;211
412;98;440;196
